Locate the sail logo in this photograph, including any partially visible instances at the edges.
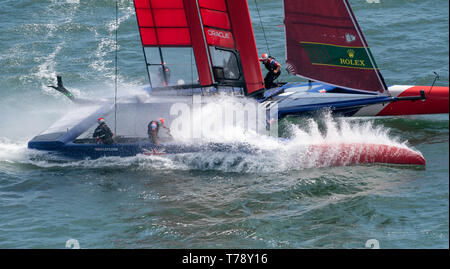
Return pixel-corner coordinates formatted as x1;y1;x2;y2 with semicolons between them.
207;29;231;39
345;33;356;43
340;49;365;67
205;27;235;48
347;49;355;58
300;42;375;70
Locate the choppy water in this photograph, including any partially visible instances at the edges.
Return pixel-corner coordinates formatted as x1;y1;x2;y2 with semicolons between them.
0;0;448;249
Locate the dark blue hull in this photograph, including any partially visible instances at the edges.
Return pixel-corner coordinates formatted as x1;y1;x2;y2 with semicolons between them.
27;81;405;160
28;140;257;159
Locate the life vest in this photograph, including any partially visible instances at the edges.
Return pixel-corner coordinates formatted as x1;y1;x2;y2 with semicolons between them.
93;124;114;144
158;66;171;86
148;121;160;135
159;66;170;76
264;56;280;72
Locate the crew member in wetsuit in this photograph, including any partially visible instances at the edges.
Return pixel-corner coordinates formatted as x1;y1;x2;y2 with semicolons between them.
259;53;281;89
93;117;114;144
158;62;171;86
148;118;170;146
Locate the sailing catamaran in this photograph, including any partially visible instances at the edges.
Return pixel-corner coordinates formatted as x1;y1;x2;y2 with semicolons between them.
132;0;448;117
28;0;448;165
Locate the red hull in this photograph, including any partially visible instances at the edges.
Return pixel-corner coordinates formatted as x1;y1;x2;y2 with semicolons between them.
353;85;449;117
307;143;425;166
379;86;449;116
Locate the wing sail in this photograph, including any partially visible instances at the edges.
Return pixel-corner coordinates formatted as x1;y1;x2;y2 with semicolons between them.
284;0;387;94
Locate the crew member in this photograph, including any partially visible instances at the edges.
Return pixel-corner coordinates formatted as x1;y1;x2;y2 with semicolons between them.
158;62;171;86
148;118;171;146
93;117;114;144
259;53;281;89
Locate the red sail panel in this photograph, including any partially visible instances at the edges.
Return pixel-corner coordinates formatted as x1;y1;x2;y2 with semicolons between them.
284;0;386;93
199;0;235;49
226;0;264;95
204;27;234;48
201;9;231;30
139;28;157;45
134;0;214;86
198;0;227;12
135;0;191;46
156;28;191;45
134;0;263;92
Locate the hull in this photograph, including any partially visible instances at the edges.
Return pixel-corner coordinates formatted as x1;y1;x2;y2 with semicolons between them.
354;85;449;116
27;82;441;165
28;140;257;159
307;143;425;166
267;82;448;118
28;139;425;166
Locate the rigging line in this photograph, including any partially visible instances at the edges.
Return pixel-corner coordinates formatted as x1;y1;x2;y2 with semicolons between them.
191;48;194;95
254;0;271;56
428;72;439;96
114;0;118;135
343;0;387;95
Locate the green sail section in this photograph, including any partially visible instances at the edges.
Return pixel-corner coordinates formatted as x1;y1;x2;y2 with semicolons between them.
300;42;378;70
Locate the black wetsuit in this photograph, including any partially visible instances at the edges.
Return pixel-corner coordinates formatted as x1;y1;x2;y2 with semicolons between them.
158;65;171;86
93;124;114;144
147;121;160;144
263;57;281;89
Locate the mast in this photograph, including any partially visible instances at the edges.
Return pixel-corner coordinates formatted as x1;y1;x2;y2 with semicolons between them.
114;0;118;134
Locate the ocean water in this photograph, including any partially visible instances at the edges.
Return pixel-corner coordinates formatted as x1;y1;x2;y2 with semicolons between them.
0;0;448;249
